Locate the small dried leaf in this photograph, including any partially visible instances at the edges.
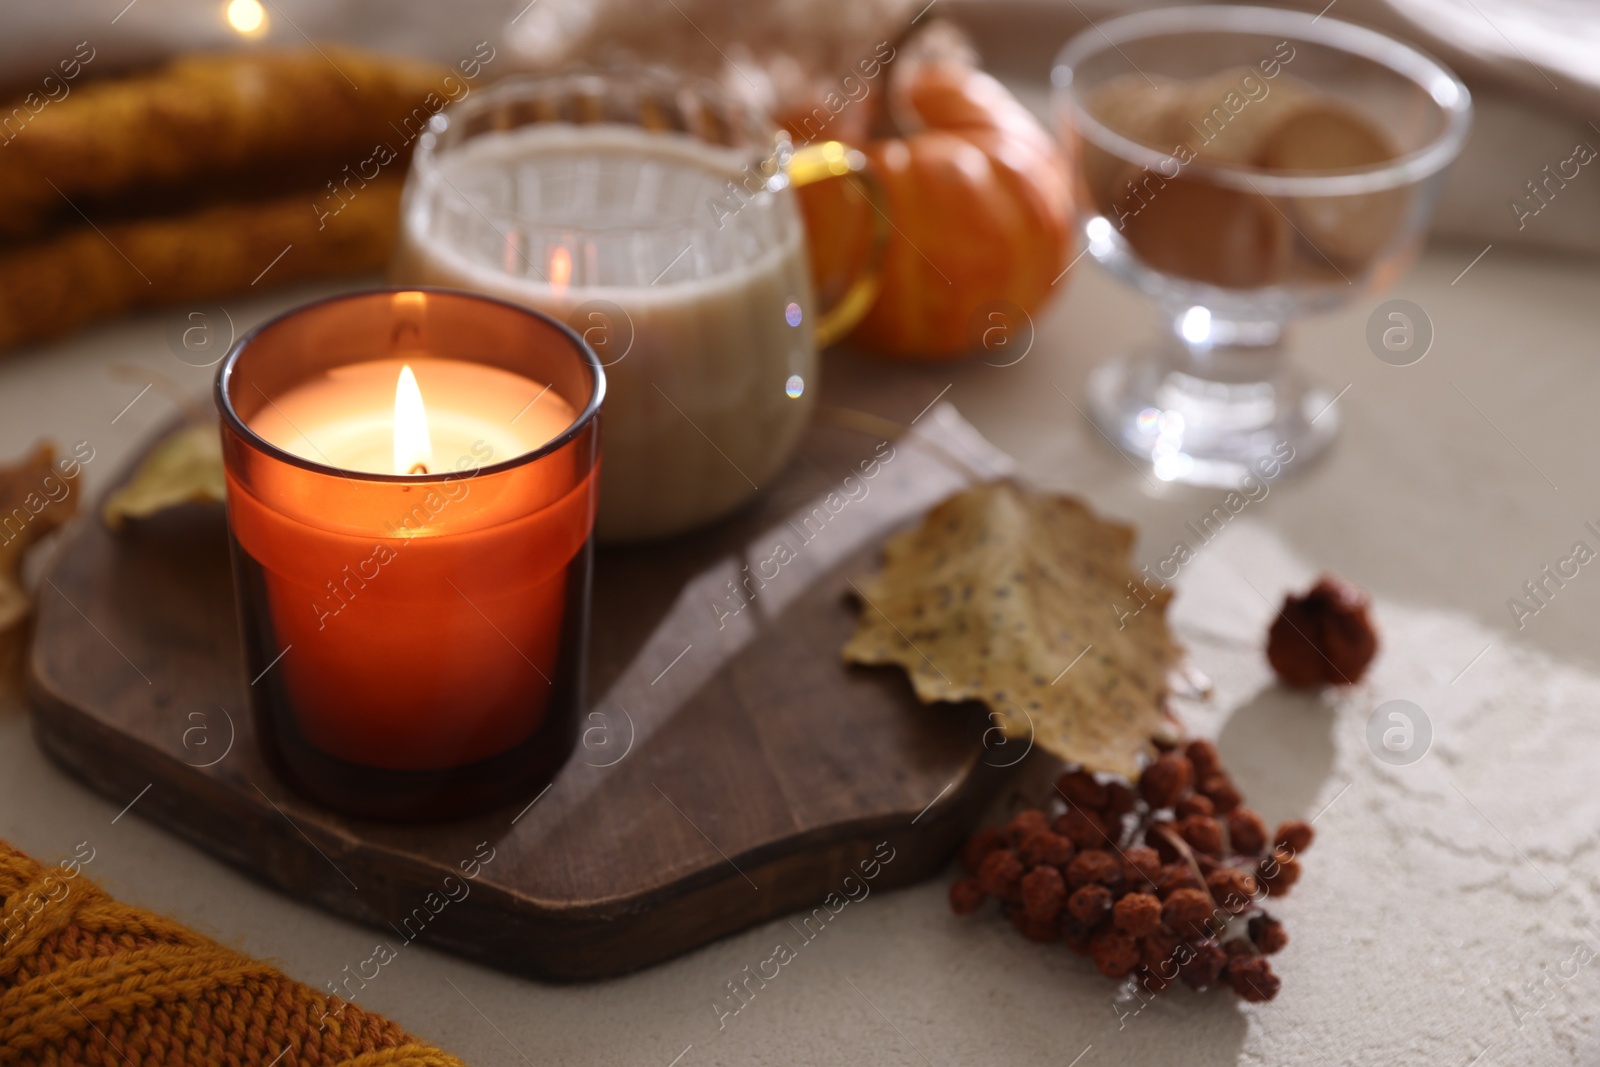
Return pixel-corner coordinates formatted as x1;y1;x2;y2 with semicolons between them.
843;480;1179;778
0;443;81;665
102;423;225;531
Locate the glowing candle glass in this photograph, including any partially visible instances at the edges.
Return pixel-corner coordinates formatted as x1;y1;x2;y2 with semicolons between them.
216;289;604;820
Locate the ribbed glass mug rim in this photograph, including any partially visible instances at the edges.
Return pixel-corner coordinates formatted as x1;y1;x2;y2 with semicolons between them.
407;67;794;242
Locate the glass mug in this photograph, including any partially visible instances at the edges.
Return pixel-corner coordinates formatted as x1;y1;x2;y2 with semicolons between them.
392;69;885;542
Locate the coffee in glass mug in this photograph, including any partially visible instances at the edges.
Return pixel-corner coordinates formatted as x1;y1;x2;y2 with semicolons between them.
391;70;882;542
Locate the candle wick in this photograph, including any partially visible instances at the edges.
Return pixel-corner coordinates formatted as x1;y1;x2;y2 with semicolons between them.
408;462;429;476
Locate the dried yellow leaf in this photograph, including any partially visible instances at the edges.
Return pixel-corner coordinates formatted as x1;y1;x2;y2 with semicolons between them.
102;423;225;531
843;480;1180;778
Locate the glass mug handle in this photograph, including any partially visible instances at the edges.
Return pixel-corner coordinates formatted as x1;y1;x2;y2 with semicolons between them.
785;141;890;349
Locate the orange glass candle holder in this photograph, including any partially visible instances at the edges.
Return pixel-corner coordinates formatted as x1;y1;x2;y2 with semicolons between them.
216;289;604;820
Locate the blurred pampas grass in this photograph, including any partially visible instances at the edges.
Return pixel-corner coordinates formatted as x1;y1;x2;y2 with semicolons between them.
505;0;924;116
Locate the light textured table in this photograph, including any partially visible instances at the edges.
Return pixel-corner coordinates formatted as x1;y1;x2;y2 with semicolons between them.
5;235;1600;1066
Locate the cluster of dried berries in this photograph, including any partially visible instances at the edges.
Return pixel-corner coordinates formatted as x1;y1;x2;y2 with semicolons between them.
1267;574;1378;688
949;739;1313;1002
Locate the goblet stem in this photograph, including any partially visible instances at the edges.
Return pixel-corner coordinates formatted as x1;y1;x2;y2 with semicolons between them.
1085;303;1337;488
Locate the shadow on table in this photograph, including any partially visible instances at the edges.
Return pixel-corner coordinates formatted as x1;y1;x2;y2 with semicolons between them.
934;899;1253;1059
1215;684;1338;825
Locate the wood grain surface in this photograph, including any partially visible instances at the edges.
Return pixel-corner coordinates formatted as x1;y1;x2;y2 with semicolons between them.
27;367;1021;979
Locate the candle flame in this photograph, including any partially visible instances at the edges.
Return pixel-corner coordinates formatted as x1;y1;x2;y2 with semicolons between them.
393;364;434;476
549;246;572;294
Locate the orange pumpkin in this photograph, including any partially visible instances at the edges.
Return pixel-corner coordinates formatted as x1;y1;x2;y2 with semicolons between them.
792;61;1075;360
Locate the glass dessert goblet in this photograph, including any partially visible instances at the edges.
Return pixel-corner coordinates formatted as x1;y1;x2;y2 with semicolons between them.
1053;6;1471;486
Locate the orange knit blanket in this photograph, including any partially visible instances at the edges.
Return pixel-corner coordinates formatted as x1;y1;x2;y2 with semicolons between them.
0;839;467;1066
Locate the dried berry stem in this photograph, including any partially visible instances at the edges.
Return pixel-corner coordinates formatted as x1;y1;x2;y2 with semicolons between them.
1150;822;1221;917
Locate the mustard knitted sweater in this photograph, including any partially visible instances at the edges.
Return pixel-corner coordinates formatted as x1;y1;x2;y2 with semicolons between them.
0;839;467;1066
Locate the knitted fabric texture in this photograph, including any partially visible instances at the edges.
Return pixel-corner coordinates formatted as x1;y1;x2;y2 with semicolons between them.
0;840;467;1067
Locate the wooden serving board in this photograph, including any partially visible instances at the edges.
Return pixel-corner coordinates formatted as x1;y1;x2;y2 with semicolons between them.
28;384;1018;980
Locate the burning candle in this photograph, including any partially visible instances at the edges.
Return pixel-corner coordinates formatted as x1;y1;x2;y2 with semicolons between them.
217;290;604;820
248;357;572;478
